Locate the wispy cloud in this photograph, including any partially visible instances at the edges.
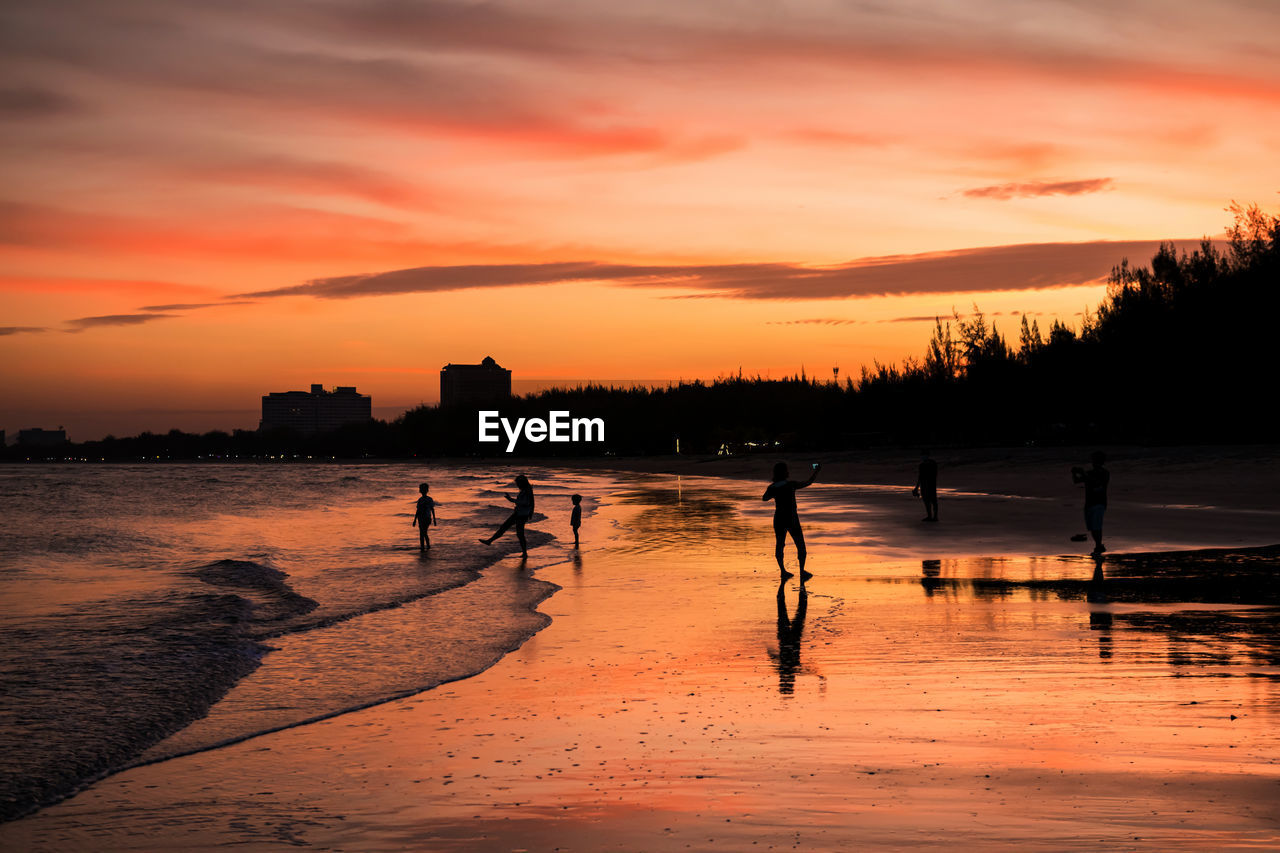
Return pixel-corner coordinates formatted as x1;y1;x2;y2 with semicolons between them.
961;178;1114;200
244;239;1204;302
181;157;435;209
0;86;81;118
65;313;178;332
766;318;862;326
0;4;713;160
0;326;47;336
136;301;256;311
883;315;943;324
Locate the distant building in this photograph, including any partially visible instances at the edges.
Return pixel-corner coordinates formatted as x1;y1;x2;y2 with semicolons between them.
260;384;372;434
440;356;512;408
17;427;68;447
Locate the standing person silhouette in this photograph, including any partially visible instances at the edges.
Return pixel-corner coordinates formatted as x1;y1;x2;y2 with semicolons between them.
763;462;819;580
1072;451;1110;555
569;494;582;547
481;474;535;558
412;482;437;551
913;449;938;522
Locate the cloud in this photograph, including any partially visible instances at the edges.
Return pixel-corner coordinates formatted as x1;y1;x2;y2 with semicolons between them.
0;4;711;160
766;318;862;326
136;301;256;311
0;326;46;335
6;1;1274;175
961;178;1114;200
276;1;1280;104
0;87;81;118
882;310;1006;323
182;157;433;209
883;315;943;324
65;313;178;332
244;239;1216;302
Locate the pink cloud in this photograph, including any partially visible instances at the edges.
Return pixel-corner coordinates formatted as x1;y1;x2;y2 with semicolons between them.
243;238;1224;302
961;178;1114;200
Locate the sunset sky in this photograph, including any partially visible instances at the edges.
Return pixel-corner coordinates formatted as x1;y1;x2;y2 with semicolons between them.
3;0;1278;439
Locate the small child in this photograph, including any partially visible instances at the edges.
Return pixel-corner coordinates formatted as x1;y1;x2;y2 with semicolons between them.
412;482;437;550
570;494;582;547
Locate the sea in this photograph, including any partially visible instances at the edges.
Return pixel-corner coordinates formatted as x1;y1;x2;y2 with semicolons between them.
0;462;607;822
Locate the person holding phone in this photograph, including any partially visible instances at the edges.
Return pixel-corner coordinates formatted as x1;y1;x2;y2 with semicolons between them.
763;461;821;580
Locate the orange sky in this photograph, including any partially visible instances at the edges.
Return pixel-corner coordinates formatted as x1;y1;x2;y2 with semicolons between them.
3;1;1279;439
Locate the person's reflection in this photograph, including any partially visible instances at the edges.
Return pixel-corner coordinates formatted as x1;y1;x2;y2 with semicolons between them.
1087;553;1112;659
1086;553;1106;601
921;559;942;597
1089;608;1114;660
774;581;808;695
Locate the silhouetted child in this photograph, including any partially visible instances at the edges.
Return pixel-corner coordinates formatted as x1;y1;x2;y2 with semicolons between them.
913;449;939;522
1071;451;1109;555
570;494;582;547
412;482;437;550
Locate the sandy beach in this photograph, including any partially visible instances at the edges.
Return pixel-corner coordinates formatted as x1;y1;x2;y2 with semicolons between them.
2;450;1278;850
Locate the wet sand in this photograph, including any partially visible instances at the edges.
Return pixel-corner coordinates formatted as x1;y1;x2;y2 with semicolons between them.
3;463;1279;850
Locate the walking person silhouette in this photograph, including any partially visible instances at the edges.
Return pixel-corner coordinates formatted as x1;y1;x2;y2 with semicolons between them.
481;474;535;558
913;449;939;522
763;462;820;580
1071;451;1109;555
412;482;437;551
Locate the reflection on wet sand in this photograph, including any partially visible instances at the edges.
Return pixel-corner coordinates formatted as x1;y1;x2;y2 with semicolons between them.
614;479;753;549
918;548;1280;673
772;582;807;695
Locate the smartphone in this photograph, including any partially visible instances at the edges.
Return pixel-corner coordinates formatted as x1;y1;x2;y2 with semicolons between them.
811;463;819;469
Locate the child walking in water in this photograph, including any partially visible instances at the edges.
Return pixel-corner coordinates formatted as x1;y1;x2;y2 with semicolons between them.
763;462;820;581
412;482;437;551
481;474;535;558
570;494;582;547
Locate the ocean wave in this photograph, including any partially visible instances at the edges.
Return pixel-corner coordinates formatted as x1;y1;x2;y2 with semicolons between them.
192;559;318;624
0;463;567;825
133;565;561;771
2;529;167;557
0;592;267;823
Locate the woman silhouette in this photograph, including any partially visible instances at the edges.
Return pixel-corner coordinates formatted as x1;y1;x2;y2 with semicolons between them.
481;474;535;558
762;462;819;580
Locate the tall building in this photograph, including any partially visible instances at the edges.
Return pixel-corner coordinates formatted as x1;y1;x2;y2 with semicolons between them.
17;428;68;447
260;384;372;434
440;356;512;408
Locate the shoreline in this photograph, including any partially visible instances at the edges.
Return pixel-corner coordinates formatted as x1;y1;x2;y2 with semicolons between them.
3;461;1278;848
6;542;1275;848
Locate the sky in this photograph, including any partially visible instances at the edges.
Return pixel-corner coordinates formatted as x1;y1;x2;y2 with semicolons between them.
3;0;1278;439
